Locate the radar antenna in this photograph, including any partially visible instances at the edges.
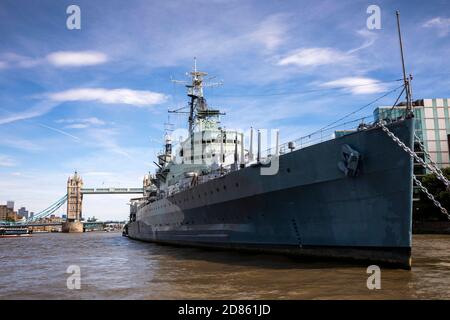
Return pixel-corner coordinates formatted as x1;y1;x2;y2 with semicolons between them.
171;57;224;134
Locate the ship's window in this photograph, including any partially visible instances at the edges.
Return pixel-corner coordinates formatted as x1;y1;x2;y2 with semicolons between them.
216;188;220;192
235;182;239;187
223;185;226;190
287;168;291;173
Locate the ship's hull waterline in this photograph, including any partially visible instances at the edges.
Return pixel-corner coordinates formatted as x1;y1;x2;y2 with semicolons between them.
128;119;414;268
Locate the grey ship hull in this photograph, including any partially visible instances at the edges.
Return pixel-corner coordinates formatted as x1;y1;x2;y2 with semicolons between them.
128;119;414;268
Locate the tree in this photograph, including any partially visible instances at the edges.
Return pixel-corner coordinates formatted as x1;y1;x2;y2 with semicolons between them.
414;167;450;222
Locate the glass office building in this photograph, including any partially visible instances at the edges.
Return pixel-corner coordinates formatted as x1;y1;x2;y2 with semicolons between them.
374;98;450;169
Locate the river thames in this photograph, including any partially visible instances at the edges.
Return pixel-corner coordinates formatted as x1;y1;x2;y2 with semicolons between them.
0;232;449;299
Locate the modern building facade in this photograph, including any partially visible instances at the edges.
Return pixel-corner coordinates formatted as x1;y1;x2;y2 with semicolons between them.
18;207;29;220
0;204;17;221
374;98;450;169
6;201;14;210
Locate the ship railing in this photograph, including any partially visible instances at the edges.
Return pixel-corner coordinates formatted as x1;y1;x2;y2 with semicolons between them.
263;114;374;157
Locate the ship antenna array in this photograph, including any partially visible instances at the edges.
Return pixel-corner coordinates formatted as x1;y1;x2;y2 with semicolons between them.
170;57;224;134
164;110;174;133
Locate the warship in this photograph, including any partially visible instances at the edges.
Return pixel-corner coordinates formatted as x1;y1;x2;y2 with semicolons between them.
125;55;417;268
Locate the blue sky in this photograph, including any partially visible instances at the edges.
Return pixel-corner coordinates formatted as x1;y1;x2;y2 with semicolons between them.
1;0;449;220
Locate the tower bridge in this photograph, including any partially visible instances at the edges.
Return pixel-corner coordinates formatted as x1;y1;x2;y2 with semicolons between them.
0;171;144;232
63;171;143;232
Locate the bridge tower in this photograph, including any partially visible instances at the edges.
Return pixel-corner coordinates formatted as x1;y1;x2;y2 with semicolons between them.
62;171;84;233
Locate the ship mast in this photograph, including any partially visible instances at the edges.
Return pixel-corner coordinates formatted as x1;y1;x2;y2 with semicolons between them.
171;57;223;135
396;11;413;114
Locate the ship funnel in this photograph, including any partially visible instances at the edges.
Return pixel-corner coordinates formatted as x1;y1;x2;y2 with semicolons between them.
240;132;245;168
257;130;261;163
220;130;224;164
249;127;254;161
275;130;280;156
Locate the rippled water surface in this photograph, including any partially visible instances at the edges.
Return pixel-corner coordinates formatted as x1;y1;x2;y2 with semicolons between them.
1;232;449;299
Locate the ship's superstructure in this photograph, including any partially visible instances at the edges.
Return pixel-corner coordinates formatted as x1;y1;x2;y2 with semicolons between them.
139;60;248;202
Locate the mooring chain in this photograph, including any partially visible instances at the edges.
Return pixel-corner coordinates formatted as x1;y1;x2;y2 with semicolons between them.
377;122;450;219
413;175;450;220
378;122;450;189
414;133;448;181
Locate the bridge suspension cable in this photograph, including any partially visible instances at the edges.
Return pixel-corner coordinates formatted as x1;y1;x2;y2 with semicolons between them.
26;194;68;223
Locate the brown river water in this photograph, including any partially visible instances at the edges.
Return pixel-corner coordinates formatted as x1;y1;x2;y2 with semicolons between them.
0;232;449;299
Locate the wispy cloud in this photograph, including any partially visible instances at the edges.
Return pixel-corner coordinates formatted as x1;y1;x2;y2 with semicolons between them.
48;88;167;107
56;117;106;125
0;51;108;69
247;14;291;51
0;154;16;167
63;123;90;129
347;29;378;54
84;127;132;158
0;52;42;68
0;137;43;152
423;17;450;37
0;101;58;125
320;77;386;95
56;117;107;129
46;51;108;67
277;47;354;68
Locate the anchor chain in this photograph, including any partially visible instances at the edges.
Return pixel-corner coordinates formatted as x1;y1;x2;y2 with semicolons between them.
378;121;450;219
378;122;450;189
413;175;450;220
414;133;449;186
